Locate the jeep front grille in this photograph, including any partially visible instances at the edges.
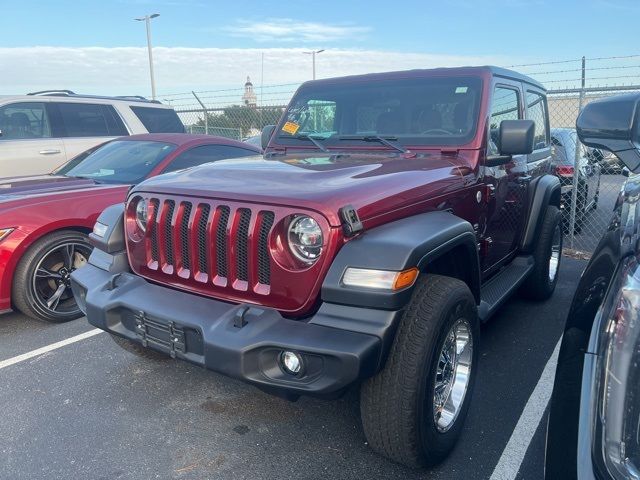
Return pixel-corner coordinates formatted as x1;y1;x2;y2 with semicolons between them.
145;197;274;290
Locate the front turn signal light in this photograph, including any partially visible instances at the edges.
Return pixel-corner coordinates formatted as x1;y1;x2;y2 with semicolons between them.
342;267;419;291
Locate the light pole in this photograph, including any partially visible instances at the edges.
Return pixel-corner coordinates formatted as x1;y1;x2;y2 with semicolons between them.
303;49;324;80
135;13;160;100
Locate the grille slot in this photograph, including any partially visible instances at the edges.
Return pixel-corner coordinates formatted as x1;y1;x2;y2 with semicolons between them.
236;209;252;282
150;199;160;262
216;206;231;278
180;202;192;270
164;200;176;266
258;212;275;285
197;204;210;275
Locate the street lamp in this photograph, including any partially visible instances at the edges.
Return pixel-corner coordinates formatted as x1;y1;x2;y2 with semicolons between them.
135;13;160;100
303;49;325;80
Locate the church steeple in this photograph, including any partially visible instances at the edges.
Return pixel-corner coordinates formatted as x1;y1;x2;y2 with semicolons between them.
242;76;257;107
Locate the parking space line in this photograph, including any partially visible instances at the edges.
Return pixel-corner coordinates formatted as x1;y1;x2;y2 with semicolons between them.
489;337;562;480
0;328;104;370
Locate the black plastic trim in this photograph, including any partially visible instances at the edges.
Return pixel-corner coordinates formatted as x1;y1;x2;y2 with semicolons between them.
89;203;125;254
71;265;394;397
321;211;481;309
520;174;561;253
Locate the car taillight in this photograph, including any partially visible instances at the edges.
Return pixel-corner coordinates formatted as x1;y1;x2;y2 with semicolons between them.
556;165;574;177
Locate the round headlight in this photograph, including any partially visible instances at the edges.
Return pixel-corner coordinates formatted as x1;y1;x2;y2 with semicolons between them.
135;198;148;233
287;215;323;263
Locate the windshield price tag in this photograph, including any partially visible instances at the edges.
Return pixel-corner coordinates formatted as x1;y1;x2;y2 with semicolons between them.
282;121;300;135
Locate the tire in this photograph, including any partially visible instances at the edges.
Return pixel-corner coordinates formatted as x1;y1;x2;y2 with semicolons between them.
12;230;92;323
110;333;169;361
360;275;479;468
520;205;562;301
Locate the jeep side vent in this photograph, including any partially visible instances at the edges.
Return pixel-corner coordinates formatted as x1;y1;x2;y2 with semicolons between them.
215;206;231;279
236;208;252;282
163;200;176;266
196;204;210;276
258;212;275;285
179;202;192;271
149;198;160;262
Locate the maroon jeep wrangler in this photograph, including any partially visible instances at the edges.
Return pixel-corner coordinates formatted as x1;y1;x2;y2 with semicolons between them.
72;66;561;468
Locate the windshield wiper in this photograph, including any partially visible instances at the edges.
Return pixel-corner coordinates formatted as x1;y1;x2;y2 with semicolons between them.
292;133;329;152
339;135;407;153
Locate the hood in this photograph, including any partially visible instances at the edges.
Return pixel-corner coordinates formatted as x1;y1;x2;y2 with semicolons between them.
133;152;476;226
0;174;100;197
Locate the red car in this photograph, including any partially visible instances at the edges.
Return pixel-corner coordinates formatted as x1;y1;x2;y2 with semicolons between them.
0;133;261;322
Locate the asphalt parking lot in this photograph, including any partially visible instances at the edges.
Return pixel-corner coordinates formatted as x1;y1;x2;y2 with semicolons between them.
0;257;586;480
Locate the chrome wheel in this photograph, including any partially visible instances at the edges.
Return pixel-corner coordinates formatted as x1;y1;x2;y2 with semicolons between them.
549;224;562;282
433;318;473;433
32;242;91;315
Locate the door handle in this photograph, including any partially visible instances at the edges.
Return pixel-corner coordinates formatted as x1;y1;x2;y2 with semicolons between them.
39;149;61;155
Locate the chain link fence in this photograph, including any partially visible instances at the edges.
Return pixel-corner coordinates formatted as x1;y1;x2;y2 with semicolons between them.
163;56;640;257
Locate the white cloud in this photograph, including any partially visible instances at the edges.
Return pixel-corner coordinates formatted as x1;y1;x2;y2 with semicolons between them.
0;46;511;107
224;18;371;43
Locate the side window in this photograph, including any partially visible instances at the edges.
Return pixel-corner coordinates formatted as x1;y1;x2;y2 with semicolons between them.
130;106;185;133
163;145;257;173
56;103;115;137
488;86;520;155
0;102;51;139
526;91;549;150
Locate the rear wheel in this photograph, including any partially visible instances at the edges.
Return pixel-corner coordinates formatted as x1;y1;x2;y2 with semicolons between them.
360;275;479;468
12;230;92;323
520;205;562;300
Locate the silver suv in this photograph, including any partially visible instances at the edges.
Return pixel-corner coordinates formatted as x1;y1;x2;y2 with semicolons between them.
0;90;185;176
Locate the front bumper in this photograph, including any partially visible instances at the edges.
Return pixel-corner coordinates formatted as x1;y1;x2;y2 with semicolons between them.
72;262;400;397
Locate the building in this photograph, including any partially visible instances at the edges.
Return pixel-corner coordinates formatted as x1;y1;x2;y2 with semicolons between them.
242;76;257;108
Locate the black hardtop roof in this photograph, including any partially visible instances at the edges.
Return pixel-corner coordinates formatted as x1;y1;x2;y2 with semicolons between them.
300;65;545;92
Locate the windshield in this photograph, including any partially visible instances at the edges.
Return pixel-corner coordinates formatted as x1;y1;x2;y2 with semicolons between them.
56;140;177;184
276;76;482;149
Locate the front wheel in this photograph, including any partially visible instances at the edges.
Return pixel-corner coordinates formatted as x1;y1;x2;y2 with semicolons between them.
12;230;92;323
360;275;479;468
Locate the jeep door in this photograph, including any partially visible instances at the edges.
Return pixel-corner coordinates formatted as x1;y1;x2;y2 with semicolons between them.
0;101;66;176
48;102;129;160
481;82;529;273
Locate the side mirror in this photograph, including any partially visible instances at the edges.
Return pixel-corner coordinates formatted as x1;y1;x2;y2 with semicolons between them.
261;125;276;150
576;93;640;173
486;120;535;167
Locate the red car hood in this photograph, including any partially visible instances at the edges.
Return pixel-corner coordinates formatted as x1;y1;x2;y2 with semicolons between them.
0;174;101;197
132;152;476;226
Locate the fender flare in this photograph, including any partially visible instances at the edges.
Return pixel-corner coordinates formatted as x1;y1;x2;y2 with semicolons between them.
520;174;561;253
321;211;481;310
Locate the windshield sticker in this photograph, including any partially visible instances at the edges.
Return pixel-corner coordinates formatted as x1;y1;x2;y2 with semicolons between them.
455;86;468;94
282;121;300;135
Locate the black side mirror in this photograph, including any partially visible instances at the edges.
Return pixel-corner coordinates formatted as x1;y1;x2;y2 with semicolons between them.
576;93;640;173
486;120;535;167
261;125;276;150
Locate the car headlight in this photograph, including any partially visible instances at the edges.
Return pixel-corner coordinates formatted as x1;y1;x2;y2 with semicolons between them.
0;228;14;242
287;215;323;263
134;197;148;233
596;267;640;478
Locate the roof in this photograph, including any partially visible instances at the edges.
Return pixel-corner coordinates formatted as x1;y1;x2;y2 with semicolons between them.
120;133;262;151
300;66;545;91
0;94;174;108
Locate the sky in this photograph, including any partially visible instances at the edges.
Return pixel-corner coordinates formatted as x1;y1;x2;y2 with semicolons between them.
0;0;638;100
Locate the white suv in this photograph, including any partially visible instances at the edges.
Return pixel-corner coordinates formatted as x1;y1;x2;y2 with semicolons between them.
0;90;185;177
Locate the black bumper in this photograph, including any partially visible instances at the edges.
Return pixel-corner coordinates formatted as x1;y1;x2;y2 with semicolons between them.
71;263;401;397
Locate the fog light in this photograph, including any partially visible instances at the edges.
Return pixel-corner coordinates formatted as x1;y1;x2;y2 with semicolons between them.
280;351;303;375
93;222;108;238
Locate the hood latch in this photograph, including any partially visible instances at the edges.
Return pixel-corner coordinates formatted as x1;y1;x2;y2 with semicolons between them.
339;204;363;237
